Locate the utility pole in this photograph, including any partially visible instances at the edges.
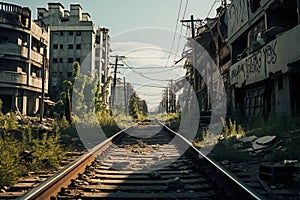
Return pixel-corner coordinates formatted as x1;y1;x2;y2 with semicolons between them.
110;55;124;108
123;77;128;116
39;38;46;123
166;86;169;113
180;15;202;92
170;79;174;113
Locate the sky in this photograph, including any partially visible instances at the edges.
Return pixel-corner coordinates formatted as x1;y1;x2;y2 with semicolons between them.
6;0;221;111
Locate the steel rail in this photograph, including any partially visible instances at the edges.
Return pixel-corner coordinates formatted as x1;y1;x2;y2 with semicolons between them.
159;121;262;200
17;125;135;200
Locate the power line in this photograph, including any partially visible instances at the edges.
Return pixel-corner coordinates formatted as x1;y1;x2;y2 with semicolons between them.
129;82;166;89
165;0;190;80
174;0;190;61
133;67;180;75
125;57;170;59
138;93;163;97
122;60;170;82
119;66;182;69
165;0;183;68
206;0;220;19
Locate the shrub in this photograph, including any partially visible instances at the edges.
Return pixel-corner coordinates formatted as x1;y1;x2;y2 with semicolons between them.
221;118;245;139
0;135;22;188
29;132;64;171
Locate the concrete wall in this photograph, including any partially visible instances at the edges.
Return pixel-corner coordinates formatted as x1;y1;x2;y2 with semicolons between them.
0;2;49;115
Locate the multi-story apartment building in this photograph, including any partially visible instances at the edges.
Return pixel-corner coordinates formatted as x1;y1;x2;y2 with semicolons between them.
228;0;300;118
0;2;49;115
37;3;110;100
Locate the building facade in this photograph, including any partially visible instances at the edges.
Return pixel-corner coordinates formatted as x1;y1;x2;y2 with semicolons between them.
182;3;230;118
182;0;300;120
114;78;135;114
37;3;110;100
0;2;49;115
95;27;111;106
228;0;300;118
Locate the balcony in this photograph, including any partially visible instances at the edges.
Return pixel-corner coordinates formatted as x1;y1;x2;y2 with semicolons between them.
29;76;42;88
0;43;28;58
0;70;27;86
0;2;31;29
230;24;300;87
265;24;300;74
30;50;43;64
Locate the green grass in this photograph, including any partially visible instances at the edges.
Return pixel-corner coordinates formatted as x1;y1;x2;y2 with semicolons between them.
0;108;67;188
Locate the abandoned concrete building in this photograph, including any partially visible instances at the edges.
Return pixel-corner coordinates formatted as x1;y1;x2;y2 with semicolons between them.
182;2;230;117
228;0;300;118
36;3;110;100
0;2;49;115
182;0;300;120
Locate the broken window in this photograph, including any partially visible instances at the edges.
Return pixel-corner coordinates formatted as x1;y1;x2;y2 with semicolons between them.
244;87;264;116
248;19;265;53
232;33;248;64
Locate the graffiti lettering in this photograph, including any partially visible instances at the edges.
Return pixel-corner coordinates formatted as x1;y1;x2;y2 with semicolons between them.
231;51;262;79
228;0;249;36
264;41;277;64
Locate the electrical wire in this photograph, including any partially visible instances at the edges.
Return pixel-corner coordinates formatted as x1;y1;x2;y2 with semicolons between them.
174;0;190;61
122;60;170;82
133;67;180;75
206;0;220;19
165;0;183;68
129;82;166;89
119;65;182;69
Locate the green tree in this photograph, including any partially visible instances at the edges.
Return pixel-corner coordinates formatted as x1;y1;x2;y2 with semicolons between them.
72;61;80;81
139;100;148;116
129;93;140;120
128;93;148;120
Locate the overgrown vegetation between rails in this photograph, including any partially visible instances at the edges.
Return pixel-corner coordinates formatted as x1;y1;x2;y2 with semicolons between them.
0;62;122;189
0;101;65;188
156;112;181;131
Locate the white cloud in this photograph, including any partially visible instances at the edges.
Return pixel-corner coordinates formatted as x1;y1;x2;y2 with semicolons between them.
111;41;181;67
111;41;185;110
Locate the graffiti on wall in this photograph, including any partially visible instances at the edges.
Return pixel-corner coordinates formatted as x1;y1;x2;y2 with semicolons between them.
264;41;277;64
230;41;279;86
231;50;263;79
227;0;249;38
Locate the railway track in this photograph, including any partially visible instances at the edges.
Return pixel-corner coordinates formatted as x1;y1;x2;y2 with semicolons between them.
0;151;86;199
17;123;262;200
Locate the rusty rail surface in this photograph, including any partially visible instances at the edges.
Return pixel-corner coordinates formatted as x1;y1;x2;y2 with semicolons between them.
160;121;262;200
18;126;134;200
18;122;262;200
